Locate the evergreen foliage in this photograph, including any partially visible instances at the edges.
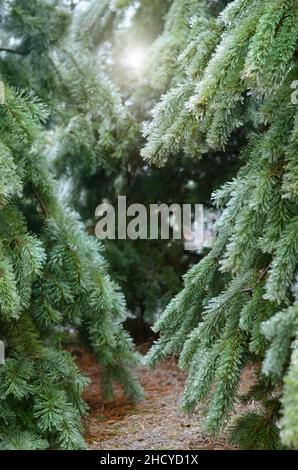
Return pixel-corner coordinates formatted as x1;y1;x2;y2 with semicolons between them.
52;0;237;327
2;0;298;451
0;0;141;450
146;0;298;449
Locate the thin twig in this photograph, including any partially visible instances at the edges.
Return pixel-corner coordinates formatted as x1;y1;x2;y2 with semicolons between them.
0;47;32;56
31;184;49;218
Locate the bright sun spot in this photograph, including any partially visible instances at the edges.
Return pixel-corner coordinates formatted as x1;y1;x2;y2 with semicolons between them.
122;46;146;73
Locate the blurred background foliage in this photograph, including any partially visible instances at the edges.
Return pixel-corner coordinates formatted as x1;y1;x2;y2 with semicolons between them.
53;0;240;333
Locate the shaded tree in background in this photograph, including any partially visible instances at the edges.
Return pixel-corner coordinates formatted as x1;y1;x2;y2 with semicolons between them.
0;0;142;450
54;0;238;330
146;0;298;450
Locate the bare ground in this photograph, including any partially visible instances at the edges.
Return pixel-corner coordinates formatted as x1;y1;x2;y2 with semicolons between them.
76;349;252;450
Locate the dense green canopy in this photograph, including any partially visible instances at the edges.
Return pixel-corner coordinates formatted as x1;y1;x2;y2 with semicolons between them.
1;0;298;450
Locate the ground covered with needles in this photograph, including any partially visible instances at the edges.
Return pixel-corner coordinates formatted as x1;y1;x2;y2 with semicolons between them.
76;347;255;450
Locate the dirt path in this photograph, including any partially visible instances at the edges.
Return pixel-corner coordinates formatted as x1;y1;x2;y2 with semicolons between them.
77;351;235;450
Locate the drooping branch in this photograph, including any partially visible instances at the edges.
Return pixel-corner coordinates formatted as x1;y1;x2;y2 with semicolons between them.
0;47;32;56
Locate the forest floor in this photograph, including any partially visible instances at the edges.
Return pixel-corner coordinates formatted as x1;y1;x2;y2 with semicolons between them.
76;347;255;450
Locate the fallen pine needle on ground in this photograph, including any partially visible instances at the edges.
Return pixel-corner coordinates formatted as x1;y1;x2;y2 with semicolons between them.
75;347;256;450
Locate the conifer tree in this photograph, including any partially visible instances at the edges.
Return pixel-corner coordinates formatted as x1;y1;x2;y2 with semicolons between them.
145;0;298;449
52;0;237;328
0;0;141;450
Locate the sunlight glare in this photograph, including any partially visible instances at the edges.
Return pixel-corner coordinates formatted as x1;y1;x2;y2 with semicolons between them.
122;46;146;73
